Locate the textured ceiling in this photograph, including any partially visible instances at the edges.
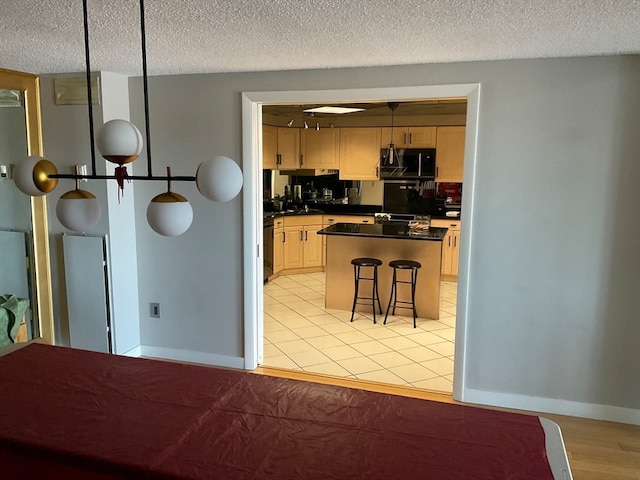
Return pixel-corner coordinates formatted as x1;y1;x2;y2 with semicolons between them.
2;0;639;76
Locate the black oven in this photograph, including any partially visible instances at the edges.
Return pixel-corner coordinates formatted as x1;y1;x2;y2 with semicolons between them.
380;148;435;179
263;216;274;282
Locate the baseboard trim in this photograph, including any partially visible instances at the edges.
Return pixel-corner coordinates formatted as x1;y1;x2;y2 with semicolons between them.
463;388;640;425
138;345;245;370
120;345;142;357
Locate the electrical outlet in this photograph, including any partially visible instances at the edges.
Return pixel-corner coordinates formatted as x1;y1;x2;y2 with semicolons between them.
150;303;160;318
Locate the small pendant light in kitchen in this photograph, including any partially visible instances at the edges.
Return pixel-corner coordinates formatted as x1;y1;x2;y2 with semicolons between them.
386;102;400;165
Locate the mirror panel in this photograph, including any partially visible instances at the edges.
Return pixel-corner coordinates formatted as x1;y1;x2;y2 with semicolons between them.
0;68;54;344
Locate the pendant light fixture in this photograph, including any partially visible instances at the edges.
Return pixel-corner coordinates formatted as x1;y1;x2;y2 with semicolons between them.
12;0;243;237
386;102;400;166
55;166;101;232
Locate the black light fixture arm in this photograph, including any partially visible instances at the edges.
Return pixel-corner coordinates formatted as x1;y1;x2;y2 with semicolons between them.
51;174;196;182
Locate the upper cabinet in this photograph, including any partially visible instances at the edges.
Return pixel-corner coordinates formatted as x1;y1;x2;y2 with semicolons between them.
301;128;340;169
262;125;300;169
264;123;466;183
380;126;436;148
262;125;278;169
339;127;382;180
277;127;301;169
435;126;465;183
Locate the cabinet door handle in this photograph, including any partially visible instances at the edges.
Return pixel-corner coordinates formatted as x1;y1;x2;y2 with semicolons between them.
276;154;282;165
436;166;439;178
409;133;413;144
300;154;304;165
376;166;379;177
362;220;369;223
403;132;407;144
305;231;308;241
454;236;457;247
328;218;334;222
282;232;286;242
299;231;303;241
448;236;451;247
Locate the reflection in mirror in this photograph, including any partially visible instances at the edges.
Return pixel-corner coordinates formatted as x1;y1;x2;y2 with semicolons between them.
0;69;54;345
0;88;37;344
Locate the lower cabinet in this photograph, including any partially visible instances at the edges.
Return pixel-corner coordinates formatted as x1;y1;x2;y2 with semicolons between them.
431;219;461;280
282;215;324;273
273;221;284;275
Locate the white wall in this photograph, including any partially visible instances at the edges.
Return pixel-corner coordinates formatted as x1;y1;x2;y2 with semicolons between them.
39;72;141;354
100;72;141;355
126;55;640;422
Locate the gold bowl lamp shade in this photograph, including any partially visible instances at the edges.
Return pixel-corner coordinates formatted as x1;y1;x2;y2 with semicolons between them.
13;156;59;196
146;191;193;237
96;119;143;165
55;189;102;232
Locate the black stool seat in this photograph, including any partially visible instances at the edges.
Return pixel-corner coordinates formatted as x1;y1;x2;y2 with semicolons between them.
350;257;383;323
384;259;422;328
351;257;383;267
389;260;422;270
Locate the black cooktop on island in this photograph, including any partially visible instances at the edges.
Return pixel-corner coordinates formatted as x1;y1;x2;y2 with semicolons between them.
318;223;448;241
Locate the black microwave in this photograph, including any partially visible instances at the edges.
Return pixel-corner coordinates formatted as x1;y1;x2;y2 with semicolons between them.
380;148;435;179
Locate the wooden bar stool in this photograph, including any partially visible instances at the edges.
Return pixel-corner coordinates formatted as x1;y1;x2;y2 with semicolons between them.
384;260;422;328
350;257;383;323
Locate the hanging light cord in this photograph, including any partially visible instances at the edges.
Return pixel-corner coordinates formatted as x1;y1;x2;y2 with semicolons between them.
50;0;195;183
139;0;153;178
82;0;97;177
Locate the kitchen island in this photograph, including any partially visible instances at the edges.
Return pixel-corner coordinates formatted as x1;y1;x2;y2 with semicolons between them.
318;223;447;321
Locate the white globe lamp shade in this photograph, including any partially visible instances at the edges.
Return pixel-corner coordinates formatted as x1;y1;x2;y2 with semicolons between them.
196;156;243;202
146;193;193;237
56;190;101;232
13;156;58;196
96;119;143;163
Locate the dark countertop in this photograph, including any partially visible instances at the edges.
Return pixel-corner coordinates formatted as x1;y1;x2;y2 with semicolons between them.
318;223;447;241
264;203;382;219
263;204;460;222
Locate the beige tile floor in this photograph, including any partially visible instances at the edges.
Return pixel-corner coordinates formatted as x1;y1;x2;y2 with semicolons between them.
263;272;457;393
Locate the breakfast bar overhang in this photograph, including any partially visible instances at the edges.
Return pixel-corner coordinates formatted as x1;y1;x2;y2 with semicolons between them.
318;223;448;321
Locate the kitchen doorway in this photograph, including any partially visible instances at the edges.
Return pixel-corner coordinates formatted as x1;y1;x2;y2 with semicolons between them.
241;84;480;401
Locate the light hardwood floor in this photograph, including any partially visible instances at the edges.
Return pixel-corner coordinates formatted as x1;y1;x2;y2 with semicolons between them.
255;366;640;480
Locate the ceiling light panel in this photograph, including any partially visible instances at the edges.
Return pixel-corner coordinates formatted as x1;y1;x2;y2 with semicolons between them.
303;106;365;114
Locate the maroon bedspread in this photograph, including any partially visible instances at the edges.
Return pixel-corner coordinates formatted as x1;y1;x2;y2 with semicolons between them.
0;344;554;479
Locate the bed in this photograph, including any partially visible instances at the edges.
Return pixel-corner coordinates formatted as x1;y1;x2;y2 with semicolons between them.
0;343;572;479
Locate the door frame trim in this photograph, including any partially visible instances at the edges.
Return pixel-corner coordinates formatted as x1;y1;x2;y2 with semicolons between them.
242;83;481;402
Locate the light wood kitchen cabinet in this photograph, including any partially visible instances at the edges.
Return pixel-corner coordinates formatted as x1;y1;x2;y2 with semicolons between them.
262;125;279;169
262;126;300;169
277;127;301;169
273;217;284;275
339;127;381;180
282;215;323;272
380;126;437;148
301;128;340;169
435;126;465;182
431;219;460;280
